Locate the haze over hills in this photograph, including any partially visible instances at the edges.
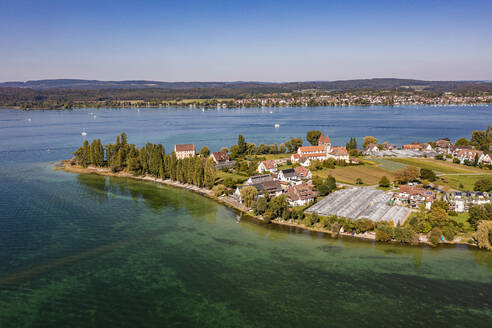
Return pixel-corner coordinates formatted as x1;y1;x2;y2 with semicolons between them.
2;78;492;92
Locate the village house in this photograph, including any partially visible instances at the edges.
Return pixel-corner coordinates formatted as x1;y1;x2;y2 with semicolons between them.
245;174;273;185
210;151;235;169
455;149;483;164
327;146;349;162
233;180;282;202
286;184;317;206
294;166;312;180
277;168;301;184
435;138;453;154
402;144;422;151
174;144;195;159
395;185;434;209
365;143;379;152
257;159;278;173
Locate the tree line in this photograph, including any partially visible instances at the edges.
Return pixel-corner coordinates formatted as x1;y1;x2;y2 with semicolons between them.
72;132;216;189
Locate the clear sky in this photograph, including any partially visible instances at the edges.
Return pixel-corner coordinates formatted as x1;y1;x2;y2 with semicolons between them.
1;0;491;82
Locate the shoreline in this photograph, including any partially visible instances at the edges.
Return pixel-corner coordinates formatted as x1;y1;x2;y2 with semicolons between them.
60;161;478;250
3;102;492;111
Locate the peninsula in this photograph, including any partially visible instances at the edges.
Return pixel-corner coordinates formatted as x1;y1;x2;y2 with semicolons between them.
64;128;492;250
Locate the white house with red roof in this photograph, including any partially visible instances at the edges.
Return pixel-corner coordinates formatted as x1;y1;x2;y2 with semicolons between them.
257;159;278;173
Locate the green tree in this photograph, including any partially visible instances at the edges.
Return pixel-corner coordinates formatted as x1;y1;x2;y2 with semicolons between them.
238;134;246;154
420;168;437;182
204;157;216;189
362;136;378;149
200;146;210;157
474;178;492;192
468;204;492;228
254;196;268;215
473;220;492;250
355;178;363;185
284;137;303;153
346;137;357;150
240;186;258;208
428;206;449;228
379;176;390;187
306;130;322;146
429;227;442;245
212;184;226;197
454;137;470;147
394;226;417;244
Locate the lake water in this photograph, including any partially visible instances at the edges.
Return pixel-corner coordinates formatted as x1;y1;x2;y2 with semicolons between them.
0;106;491;327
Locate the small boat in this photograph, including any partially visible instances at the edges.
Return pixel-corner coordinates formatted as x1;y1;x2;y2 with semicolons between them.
81;131;87;136
274;124;280;128
27;118;31;122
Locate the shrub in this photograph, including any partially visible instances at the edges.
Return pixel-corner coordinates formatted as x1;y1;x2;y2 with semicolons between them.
379;176;390;188
441;226;456;241
356;178;363;185
452;158;461;164
394;226;417;244
212;184;226;197
263;210;274;224
331;222;341;235
473;220;492;250
434;154;444;160
375;230;391;242
429;227;442;245
474;178;492;192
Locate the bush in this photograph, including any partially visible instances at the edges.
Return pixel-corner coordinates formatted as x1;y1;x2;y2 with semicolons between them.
263;210;274;224
379;176;390;188
441;226;456;241
375;230;391;242
356;178;363;185
331;222;341;235
434;154;444;160
473;178;492;192
212;184;226;197
453;158;461;164
473;220;492;250
394;226;417;244
429;227;442;245
420;168;437;182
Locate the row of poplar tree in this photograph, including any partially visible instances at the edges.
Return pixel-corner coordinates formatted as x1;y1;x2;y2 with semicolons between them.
72;132;216;188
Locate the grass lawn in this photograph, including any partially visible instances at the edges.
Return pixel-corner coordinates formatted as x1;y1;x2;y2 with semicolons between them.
369;158;407;171
313;165;395;185
440;175;491;191
386;158;487;174
450;212;474;233
255;154;292;160
216;171;248;184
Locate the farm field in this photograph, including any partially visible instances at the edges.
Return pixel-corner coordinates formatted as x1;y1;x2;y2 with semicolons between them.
441;174;492;191
368;158;407;171
384;157;487;174
313;165;395;185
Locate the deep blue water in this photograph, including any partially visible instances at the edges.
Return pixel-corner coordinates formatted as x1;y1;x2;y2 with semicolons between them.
0;106;491;327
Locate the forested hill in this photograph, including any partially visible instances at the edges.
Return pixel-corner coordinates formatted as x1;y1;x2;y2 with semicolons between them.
2;78;492;92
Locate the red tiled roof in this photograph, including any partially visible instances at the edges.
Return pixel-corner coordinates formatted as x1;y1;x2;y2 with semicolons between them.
330;146;348;156
212;151;229;162
261;159;277;170
175;144;195;152
286;184;316;201
403;144;420;149
318;133;331;145
294;166;310;177
298;145;325;153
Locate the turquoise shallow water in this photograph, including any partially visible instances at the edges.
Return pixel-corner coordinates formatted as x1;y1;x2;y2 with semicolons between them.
0;106;491;327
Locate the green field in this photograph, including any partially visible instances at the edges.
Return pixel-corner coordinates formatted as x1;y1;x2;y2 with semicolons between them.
385;158;487;174
313;165;395;185
369;158;407;171
216;171;248;184
441;175;492;191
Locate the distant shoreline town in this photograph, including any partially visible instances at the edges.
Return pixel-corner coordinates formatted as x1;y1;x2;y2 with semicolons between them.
65;126;492;250
1;78;492;109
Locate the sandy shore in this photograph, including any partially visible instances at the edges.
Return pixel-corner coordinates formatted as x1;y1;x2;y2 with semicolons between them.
60;162;476;249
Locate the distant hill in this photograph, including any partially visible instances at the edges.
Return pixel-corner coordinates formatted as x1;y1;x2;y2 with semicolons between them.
2;78;491;92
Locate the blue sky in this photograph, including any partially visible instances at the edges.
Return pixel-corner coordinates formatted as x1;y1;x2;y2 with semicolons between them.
1;0;491;82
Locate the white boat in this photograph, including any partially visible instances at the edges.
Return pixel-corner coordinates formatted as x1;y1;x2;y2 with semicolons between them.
81;131;87;136
274;124;280;128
